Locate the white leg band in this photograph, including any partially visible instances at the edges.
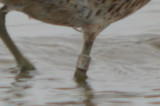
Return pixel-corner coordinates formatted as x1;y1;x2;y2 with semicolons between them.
76;54;91;71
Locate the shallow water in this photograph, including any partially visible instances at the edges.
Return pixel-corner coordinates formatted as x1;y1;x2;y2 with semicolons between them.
0;0;160;106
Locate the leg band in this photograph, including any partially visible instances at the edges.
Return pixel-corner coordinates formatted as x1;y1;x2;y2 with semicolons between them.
76;54;91;71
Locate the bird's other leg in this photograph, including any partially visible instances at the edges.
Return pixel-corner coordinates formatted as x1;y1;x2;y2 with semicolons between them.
0;6;35;71
74;31;97;81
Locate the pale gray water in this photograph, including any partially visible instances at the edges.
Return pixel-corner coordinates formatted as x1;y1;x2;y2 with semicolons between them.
0;0;160;106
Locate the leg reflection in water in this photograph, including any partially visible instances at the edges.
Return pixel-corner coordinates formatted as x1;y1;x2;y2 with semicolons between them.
4;70;35;106
75;77;96;106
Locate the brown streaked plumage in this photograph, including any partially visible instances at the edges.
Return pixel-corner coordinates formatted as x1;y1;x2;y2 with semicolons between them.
0;0;150;80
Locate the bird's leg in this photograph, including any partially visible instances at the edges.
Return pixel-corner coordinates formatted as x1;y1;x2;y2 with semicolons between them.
0;6;35;71
74;31;96;81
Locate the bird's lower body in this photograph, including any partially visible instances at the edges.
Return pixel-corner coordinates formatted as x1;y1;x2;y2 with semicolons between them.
0;7;95;81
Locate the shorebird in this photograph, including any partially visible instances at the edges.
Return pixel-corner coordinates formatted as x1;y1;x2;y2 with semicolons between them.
0;0;150;79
